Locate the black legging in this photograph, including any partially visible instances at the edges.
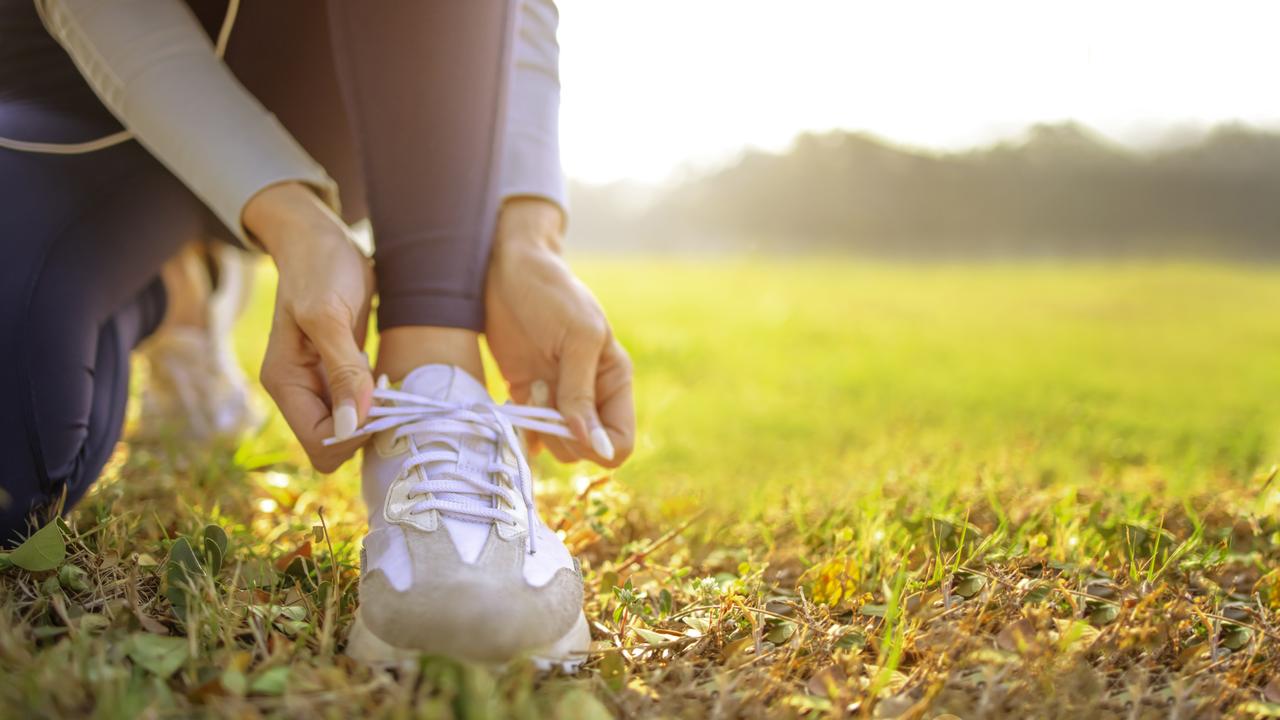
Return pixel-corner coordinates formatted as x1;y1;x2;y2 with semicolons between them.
0;0;515;543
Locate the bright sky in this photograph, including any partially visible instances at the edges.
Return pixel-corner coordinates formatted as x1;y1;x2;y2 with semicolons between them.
556;0;1280;184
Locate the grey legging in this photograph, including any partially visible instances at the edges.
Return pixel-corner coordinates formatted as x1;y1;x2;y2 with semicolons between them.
0;0;514;542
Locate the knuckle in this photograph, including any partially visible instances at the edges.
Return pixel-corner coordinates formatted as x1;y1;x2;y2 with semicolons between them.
573;315;608;344
559;390;595;408
309;446;348;473
327;362;368;390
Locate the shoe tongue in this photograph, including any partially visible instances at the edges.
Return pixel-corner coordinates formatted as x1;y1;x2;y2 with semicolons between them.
396;365;503;543
400;364;489;403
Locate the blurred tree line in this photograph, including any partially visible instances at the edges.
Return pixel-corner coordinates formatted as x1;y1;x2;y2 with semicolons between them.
568;123;1280;257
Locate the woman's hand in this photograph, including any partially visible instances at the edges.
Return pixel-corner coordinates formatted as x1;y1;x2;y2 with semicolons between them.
485;198;635;467
244;182;375;472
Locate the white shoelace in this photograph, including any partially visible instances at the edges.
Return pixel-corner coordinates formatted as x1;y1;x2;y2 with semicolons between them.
323;388;574;554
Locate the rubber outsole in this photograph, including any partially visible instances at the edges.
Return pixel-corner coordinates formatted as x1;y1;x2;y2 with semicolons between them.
345;609;591;674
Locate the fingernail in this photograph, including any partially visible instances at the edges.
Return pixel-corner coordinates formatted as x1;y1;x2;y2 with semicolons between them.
334;400;357;438
531;380;550;406
590;427;615;461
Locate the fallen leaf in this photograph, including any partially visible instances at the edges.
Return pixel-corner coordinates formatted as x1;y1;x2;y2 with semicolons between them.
10;523;65;572
1054;618;1101;652
78;613;110;634
953;574;985;599
249;666;290;696
682;616;710;635
1221;625;1252;651
859;604;888;617
767;621;796;644
221;667;248;697
57;564;90;593
835;629;866;650
1264;678;1280;704
1021;582;1052;605
633;627;678;645
1085;579;1119;599
126;633;189;678
274;542;312;572
1089;603;1120;626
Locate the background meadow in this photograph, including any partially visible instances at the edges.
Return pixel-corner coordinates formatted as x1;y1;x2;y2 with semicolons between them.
3;259;1279;718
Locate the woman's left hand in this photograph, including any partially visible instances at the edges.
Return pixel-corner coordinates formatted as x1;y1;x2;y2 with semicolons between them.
485;198;635;467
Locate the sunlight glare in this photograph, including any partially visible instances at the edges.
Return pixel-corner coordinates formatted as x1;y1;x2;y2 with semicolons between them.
557;0;1280;183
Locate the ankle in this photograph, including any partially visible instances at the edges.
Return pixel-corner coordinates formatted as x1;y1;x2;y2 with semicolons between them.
376;326;485;383
158;244;210;331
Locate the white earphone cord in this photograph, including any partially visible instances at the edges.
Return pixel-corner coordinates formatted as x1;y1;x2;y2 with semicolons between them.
0;0;240;155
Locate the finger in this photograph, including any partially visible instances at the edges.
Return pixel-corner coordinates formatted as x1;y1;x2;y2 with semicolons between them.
542;435;583;463
524;431;545;458
260;320;364;471
534;370;612;464
521;379;548;457
527;378;585;462
556;329;612;461
512;376;593;463
594;340;636;467
270;372;365;472
294;300;374;438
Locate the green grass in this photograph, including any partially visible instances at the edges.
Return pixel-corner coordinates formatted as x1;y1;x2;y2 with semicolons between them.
3;259;1280;718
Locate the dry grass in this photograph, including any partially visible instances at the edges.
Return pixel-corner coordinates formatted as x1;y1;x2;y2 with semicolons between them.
2;260;1280;719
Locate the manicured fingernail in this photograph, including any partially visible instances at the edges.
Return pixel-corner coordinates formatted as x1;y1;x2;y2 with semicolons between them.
334;400;357;438
531;380;550;406
590;427;615;461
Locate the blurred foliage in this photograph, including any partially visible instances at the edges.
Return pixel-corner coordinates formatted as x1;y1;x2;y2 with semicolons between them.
571;123;1280;258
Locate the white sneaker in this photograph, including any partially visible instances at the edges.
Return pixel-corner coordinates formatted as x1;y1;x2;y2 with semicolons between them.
137;244;263;442
340;365;590;670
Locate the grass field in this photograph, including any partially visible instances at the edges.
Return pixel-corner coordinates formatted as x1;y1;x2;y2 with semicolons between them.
3;259;1280;718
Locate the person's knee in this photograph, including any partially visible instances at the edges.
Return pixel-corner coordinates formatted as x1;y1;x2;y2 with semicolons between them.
22;281;103;475
2;271;130;539
0;311;88;544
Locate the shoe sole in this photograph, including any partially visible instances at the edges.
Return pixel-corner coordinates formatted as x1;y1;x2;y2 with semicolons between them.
345;608;591;674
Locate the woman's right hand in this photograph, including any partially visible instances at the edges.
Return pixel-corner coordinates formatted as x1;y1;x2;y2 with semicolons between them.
244;182;375;472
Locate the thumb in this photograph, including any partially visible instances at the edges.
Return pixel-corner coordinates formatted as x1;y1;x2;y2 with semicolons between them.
297;306;373;438
557;337;614;462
